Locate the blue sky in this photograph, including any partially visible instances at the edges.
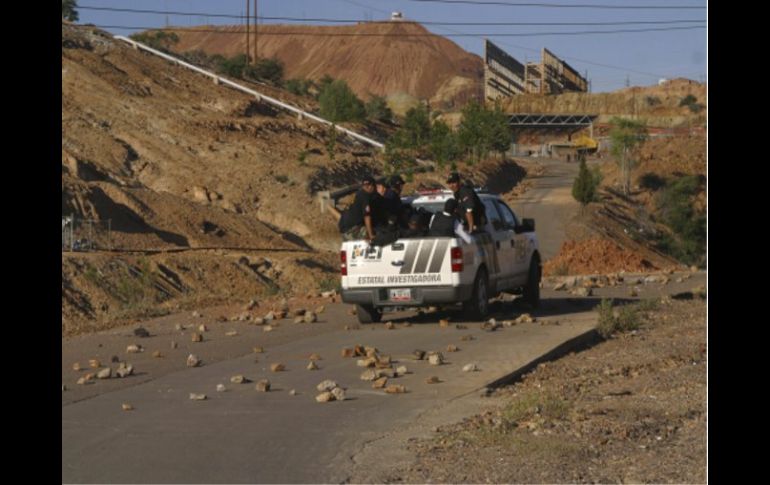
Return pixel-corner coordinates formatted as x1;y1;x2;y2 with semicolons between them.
75;0;707;93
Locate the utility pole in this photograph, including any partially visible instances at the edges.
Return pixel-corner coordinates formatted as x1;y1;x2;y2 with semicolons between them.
246;0;250;62
625;74;630;88
255;0;258;62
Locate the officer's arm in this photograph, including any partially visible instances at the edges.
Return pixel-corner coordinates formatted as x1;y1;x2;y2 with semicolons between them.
364;214;374;240
465;210;475;231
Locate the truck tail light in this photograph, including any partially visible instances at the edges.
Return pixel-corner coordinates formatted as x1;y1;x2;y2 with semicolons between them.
451;247;463;273
340;250;347;276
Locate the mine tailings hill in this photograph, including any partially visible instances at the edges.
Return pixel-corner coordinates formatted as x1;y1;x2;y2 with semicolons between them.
170;22;483;106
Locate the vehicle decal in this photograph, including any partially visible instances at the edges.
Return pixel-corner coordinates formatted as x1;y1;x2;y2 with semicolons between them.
428;240;449;273
399;241;420;274
413;239;436;274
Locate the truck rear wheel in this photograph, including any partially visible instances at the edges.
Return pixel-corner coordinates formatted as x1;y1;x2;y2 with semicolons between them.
463;268;490;321
523;255;541;308
356;304;382;324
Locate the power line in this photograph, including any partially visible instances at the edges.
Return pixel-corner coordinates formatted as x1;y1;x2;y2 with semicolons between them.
408;0;706;9
90;23;704;37
77;5;705;26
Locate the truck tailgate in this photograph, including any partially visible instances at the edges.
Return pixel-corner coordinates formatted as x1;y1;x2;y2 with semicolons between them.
342;238;456;289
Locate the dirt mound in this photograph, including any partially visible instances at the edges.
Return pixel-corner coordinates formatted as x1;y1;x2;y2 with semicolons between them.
543;238;660;276
171;22;483;107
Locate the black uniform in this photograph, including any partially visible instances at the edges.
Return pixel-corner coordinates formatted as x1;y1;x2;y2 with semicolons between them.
428;212;456;238
453;184;486;230
338;189;373;233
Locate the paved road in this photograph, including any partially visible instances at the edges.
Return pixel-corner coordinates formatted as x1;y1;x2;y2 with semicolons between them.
510;157;581;261
61;270;705;483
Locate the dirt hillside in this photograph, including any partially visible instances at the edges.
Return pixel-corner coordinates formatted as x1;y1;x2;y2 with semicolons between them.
170;22;483;107
501;78;706;127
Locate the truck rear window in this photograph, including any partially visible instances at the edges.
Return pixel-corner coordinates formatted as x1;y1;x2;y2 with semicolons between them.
410;201;445;214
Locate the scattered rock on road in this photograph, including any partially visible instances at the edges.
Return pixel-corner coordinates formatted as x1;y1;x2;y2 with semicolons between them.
122;403;134;411
186;354;201;367
446;344;459;352
170;341;178;349
461;335;475;341
189;393;207;401
116;363;133;378
126;344;143;353
316;391;335;403
307;360;319;371
331;387;346;401
303;312;317;324
72;362;82;371
230;375;250;384
225;330;238;337
191;333;203;342
255;379;271;392
216;384;226;392
360;369;378;381
270;363;285;372
413;350;426;360
152;351;163;358
88;359;101;369
428;352;444;366
253;346;264;353
385;385;407;394
317;380;338;392
134;327;150;338
463;363;479;372
373;377;388;389
426;376;440;384
96;367;111;379
309;353;322;361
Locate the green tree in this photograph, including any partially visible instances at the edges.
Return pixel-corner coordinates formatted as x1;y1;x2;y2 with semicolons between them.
457;100;489;163
655;175;706;265
572;158;600;210
244;57;284;85
62;0;79;21
488;103;512;156
318;79;365;123
129;30;180;53
401;104;431;148
430;120;459;166
609;117;647;195
365;95;393;122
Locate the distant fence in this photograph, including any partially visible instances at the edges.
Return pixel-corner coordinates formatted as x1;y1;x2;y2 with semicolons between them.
62;216;112;252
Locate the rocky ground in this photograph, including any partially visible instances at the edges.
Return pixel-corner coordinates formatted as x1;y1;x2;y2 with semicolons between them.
385;294;706;484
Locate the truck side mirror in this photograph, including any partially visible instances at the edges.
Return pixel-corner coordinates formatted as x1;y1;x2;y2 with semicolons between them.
515;218;535;233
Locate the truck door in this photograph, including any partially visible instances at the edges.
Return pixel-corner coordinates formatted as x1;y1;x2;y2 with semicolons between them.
478;198;513;291
495;201;529;285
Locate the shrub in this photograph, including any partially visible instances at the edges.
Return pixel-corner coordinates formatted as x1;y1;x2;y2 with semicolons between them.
286;78;313;96
244;57;284;85
365;95;393;122
129;30;179;53
318;80;365;122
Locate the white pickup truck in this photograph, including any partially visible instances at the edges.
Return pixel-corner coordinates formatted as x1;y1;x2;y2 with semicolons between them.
340;189;541;323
